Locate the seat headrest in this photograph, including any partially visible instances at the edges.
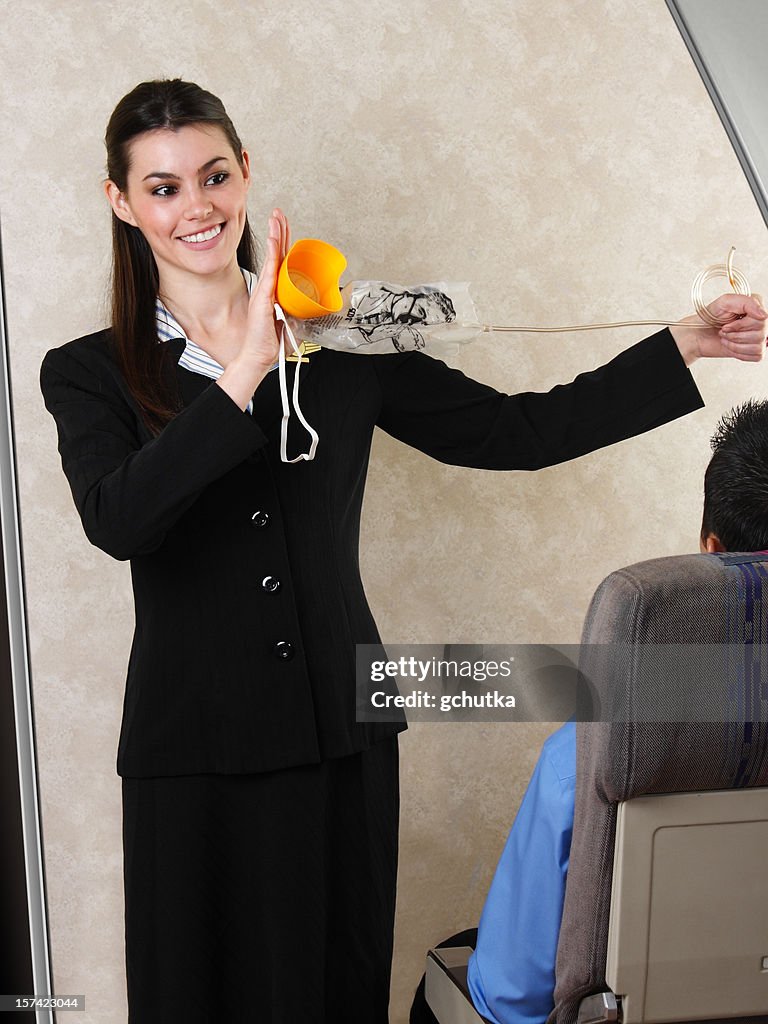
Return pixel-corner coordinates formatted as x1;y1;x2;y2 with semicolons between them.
578;552;768;799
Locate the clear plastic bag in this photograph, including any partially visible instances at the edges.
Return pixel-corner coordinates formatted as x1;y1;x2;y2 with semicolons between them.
285;280;482;357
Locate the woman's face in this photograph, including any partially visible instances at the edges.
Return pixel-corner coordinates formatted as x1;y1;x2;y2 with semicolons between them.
105;122;251;284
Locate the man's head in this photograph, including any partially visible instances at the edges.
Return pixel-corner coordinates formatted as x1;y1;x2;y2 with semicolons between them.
701;398;768;553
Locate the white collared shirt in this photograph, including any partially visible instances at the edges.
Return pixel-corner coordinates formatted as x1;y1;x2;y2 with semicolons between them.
154;267;278;416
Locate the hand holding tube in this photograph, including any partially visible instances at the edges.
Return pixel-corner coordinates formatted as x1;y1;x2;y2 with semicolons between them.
670;292;768;366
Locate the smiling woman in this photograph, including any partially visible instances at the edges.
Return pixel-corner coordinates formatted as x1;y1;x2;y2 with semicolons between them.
105;125;258;372
98;81;277;434
36;76;768;1024
105;128;250;270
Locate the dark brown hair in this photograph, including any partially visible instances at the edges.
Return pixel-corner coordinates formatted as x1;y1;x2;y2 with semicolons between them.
105;78;258;435
701;398;768;552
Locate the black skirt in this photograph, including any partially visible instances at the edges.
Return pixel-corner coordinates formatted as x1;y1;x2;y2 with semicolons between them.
121;737;399;1024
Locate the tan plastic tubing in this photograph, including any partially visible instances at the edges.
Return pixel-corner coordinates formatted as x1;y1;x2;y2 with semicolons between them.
480;247;751;333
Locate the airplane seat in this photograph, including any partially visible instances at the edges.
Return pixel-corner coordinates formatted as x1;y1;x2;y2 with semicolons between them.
425;552;768;1024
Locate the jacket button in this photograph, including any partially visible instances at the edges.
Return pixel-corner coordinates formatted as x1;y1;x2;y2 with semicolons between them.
274;641;294;661
262;575;281;593
251;510;270;528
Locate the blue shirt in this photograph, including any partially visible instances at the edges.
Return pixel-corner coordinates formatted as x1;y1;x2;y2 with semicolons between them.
467;720;576;1024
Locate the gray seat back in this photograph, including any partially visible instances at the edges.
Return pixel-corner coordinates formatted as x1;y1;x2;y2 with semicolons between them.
550;552;768;1024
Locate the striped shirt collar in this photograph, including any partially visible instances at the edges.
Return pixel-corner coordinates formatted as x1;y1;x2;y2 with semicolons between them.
153;268;318;461
154;267;277;414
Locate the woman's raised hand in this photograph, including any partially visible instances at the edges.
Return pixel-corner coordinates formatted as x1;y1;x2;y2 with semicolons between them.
240;208;291;370
216;209;292;412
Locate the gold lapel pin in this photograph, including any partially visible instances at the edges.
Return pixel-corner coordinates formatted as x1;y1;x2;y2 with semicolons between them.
286;339;322;363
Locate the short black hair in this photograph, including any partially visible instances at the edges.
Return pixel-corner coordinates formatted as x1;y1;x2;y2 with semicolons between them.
701;399;768;551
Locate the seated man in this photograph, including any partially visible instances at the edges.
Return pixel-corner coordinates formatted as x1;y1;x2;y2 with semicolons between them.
411;398;768;1024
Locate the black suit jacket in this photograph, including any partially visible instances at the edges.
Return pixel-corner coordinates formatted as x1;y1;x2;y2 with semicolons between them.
39;327;703;777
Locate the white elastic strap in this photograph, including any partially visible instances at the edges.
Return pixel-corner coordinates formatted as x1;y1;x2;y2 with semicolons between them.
275;302;319;463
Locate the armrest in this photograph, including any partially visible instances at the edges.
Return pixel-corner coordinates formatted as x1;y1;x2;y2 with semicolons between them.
425;947;492;1024
577;992;619;1024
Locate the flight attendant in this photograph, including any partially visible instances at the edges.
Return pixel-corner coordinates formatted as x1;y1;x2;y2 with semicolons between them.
39;78;767;1023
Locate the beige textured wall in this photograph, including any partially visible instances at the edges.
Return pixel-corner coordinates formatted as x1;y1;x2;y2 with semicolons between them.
4;0;767;1021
